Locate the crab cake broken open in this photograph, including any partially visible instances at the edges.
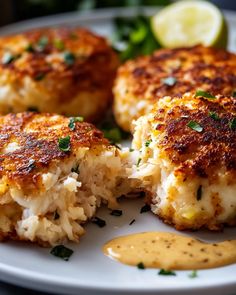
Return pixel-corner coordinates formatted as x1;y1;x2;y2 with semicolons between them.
0;27;119;121
113;45;236;132
0;112;130;246
130;93;236;230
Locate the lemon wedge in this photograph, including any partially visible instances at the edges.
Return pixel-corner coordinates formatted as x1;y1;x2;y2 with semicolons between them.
151;0;227;49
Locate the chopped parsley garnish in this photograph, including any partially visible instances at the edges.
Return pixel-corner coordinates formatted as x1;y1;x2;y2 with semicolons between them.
2;52;16;65
188;270;198;278
71;164;79;173
129;148;134;152
25;44;34;53
136;158;141;166
232;91;236;98
209;111;219;121
137;262;145;269
158;269;176;276
50;245;73;261
68;116;84;130
161;76;177;86
91;217;106;228
129;219;136;225
37;36;49;51
110;210;122;217
195;90;216;100
196;185;202;201
54;39;65;50
34;72;46;81
140;204;151;213
103;128;122;144
145;139;152;147
53;211;60;220
58;136;71;152
27;106;39;112
229;118;236;130
187;121;203;133
63;51;76;66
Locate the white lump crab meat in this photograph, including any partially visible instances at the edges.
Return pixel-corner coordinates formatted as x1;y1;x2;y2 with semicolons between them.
129;93;236;230
0;112;134;246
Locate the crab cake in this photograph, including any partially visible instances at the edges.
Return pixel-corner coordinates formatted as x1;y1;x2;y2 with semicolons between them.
0;27;119;121
0;112;131;246
113;45;236;132
130;92;236;230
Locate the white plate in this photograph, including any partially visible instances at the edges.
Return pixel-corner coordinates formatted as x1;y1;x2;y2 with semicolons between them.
0;7;236;295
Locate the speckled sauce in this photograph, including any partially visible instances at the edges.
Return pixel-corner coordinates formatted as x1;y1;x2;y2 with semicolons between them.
103;232;236;270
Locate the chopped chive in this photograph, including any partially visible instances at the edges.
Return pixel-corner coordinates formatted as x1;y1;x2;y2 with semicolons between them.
145;139;152;147
34;72;46;81
50;245;73;261
140;204;151;213
37;36;48;51
161;76;177;86
195;90;216;100
63;51;76;66
110;209;123;217
129;219;136;225
158;269;176;276
137;262;145;269
196;185;202;201
91;217;106;228
187;121;203;133
68;116;84;130
54;39;65;50
136;158;141;166
188;270;198;278
2;52;16;65
229;118;236;130
209;111;219;121
53;211;60;220
58;136;71;152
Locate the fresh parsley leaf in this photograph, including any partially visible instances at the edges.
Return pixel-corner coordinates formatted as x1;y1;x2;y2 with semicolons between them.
145;139;152;147
209;111;219;121
195;90;216;100
187;121;203;133
91;217;106;228
129;148;134;152
137;262;145;269
64;52;76;66
50;245;73;261
2;52;16;65
110;209;123;217
58;136;71;152
103;128;122;143
162;76;177;86
229;118;236;130
158;269;176;276
34;72;46;81
196;185;202;201
68;117;84;130
188;270;198;278
54;39;65;50
140;204;151;213
37;36;48;51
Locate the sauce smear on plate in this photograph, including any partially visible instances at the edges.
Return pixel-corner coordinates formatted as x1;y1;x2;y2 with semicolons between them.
103;232;236;270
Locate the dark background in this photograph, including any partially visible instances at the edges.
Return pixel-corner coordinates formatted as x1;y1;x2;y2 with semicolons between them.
0;0;235;27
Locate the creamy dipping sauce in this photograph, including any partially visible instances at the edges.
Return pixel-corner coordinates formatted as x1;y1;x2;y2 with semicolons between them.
103;232;236;270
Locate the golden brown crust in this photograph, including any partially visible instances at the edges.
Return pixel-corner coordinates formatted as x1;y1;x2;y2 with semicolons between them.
0;112;108;188
119;45;236;100
0;27;119;121
151;94;236;179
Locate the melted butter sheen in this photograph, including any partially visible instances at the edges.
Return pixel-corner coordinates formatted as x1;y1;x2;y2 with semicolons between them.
103;232;236;270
